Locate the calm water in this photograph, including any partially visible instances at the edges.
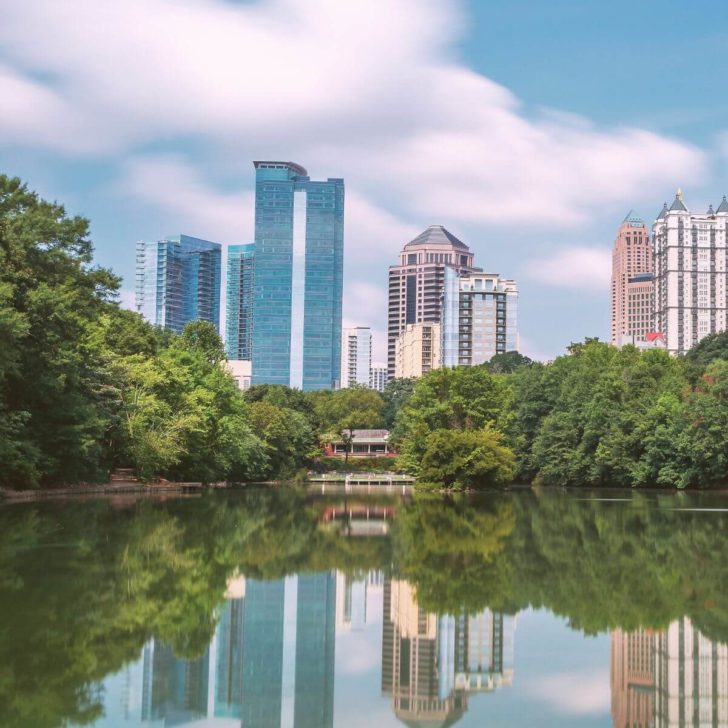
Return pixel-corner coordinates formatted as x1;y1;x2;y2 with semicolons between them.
1;488;727;728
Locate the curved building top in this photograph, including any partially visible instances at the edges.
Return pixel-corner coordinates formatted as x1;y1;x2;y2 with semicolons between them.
253;160;308;177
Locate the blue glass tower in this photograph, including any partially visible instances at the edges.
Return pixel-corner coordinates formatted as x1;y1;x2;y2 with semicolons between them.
225;243;255;360
135;234;221;333
251;161;344;390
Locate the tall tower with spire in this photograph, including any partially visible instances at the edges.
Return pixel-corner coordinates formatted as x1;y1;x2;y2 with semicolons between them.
653;190;728;354
610;210;653;346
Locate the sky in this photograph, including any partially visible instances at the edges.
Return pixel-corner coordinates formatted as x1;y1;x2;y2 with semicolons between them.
2;0;728;361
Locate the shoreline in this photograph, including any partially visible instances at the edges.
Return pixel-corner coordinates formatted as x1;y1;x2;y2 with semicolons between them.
3;479;728;502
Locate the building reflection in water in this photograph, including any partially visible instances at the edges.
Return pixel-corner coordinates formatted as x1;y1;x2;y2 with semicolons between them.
611;619;728;728
382;578;516;727
88;570;515;727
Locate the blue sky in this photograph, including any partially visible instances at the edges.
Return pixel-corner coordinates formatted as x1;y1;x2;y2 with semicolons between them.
2;0;727;360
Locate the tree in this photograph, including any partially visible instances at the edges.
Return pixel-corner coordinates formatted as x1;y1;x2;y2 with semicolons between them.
382;377;416;429
0;174;119;487
417;427;515;489
487;350;533;374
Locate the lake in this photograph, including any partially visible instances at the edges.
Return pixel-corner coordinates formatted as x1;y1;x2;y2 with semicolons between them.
1;487;727;727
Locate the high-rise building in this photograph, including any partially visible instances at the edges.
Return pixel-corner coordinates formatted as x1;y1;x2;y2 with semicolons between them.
610;629;655;728
611;211;653;346
387;225;478;378
653;191;728;354
341;326;372;388
394;322;441;379
251;161;344;390
136;234;221;333
226;243;255;360
369;364;388;392
654;617;728;727
441;268;518;367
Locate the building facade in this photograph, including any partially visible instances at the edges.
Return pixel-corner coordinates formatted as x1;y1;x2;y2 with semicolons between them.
370;364;388;392
611;211;653;346
341;326;372;388
653;191;728;354
394;322;441;379
251;161;344;390
387;225;477;378
441;268;518;367
135;234;221;333
225;243;255;360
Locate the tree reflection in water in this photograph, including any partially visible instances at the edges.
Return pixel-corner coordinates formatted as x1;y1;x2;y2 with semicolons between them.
0;488;726;727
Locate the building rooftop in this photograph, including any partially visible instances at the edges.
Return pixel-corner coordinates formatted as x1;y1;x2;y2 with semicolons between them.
717;196;728;213
656;202;668;220
669;189;688;212
622;209;645;226
253;160;308;176
404;225;470;251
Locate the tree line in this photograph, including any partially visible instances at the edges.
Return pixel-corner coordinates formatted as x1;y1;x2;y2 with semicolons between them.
5;173;728;489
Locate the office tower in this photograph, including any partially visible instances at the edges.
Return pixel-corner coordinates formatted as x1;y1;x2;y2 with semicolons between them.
141;639;210;724
610;629;655;728
441;268;518;367
611;211;653;346
242;579;285;728
654;191;728;354
226;243;255;360
251;161;344;390
388;225;478;378
215;597;245;719
335;572;370;630
369;364;388;392
394;322;441;378
654;617;728;727
294;573;336;728
136;234;221;333
341;326;372;388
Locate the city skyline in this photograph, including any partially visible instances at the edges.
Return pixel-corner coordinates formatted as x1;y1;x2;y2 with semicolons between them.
4;1;728;362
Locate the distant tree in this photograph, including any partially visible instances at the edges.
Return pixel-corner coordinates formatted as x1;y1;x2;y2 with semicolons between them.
487;350;533;374
381;377;416;429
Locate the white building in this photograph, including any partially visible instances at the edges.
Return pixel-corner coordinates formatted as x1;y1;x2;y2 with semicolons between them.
370;364;388;392
341;326;372;388
441;268;518;367
394;323;441;379
653;191;728;354
225;360;252;390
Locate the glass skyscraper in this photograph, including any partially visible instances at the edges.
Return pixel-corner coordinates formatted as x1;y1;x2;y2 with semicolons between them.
226;243;255;360
135;234;221;333
251;161;344;390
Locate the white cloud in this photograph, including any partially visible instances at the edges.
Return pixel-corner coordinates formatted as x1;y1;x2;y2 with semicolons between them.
0;0;705;226
526;670;610;716
116;154;254;243
522;246;612;291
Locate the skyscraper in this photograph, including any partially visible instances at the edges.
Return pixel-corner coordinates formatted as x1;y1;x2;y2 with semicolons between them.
610;211;653;346
340;326;372;388
226;243;255;360
653;191;728;354
369;364;388;392
387;225;478;378
394;322;441;378
441;268;518;367
251;161;344;390
135;234;221;333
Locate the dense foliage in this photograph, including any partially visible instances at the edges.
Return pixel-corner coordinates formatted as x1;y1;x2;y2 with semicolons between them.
394;338;728;488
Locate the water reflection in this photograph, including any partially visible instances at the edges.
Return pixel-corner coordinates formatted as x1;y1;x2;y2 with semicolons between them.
1;488;728;727
612;623;728;728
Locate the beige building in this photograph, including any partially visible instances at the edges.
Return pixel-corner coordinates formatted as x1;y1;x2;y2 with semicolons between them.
387;225;477;378
611;210;653;346
394;322;441;379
